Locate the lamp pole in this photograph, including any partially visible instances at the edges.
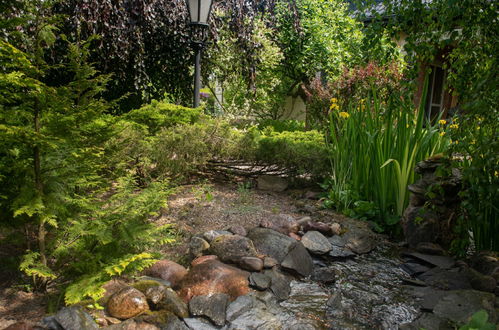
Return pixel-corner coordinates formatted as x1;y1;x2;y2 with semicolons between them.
185;0;213;108
193;42;202;108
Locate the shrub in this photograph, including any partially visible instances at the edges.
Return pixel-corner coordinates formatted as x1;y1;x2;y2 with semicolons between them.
124;100;203;134
249;128;329;178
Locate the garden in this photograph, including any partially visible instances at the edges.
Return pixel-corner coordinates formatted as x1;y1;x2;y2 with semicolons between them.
0;0;497;329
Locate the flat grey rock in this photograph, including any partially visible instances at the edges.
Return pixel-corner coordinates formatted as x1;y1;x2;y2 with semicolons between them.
249;273;271;290
433;290;497;324
301;231;332;255
404;252;455;269
54;306;98;330
189;294;229;326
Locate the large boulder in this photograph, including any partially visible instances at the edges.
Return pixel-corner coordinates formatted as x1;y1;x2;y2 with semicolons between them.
433;290;497;324
209;234;258;263
143;260;188;289
247;227;313;276
177;258;250;302
107;287;149;320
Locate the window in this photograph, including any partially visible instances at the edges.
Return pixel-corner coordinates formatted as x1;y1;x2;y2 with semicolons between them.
425;65;446;121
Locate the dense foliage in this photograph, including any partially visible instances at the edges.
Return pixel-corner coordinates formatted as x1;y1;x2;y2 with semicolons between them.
355;0;498;250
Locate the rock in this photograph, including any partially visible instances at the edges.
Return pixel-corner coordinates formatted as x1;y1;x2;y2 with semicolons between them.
418;289;447;311
228;225;247;236
203;230;232;243
342;227;377;254
136;311;188;330
103;319;160;330
177;258;249;302
100;279;130;304
400;262;432;276
328;235;347;247
433;290;497;324
399;313;452;330
416;242;445;255
40;316;64;330
189;294;228;326
281;242;314;276
311;268;338;284
418;267;472;290
238;257;264;272
256;175;288;192
190;255;218;266
402;206;440;249
226;294;255;322
247;227;313;276
107;287;149;319
249;273;271;290
297;216;312;227
143;260;188;289
330;223;341;236
301;231;333;255
329;246;355;258
259;214;300;235
209;234;258;263
247;227;296;261
328;235;356;258
302;221;334;236
133;277;172;291
4;322;34;330
471;252;499;276
188;237;210;259
183;318;218;330
263;257;278;268
288;232;301;240
464;267;497;293
403;252;455;269
53;306;98;330
156;288;189;318
265;268;292;301
145;285;167;305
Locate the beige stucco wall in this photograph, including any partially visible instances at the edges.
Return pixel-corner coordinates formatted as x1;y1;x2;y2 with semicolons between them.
279;96;307;121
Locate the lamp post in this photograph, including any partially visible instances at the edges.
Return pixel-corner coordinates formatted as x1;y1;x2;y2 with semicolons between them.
185;0;213;108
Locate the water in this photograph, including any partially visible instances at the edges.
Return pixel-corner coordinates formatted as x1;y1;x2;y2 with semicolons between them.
279;245;421;330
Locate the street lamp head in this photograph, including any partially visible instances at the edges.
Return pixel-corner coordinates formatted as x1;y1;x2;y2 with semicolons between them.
186;0;214;26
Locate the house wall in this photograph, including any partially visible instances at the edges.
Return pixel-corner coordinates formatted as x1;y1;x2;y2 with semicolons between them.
279;96;307;121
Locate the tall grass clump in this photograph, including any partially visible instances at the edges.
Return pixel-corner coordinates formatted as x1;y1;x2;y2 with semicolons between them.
326;87;448;229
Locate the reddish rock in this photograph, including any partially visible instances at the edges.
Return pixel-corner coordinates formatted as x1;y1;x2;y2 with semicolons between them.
101;279;130;303
191;254;218;266
107;287;149;319
238;257;264;272
143;260;187;289
259;216;300;235
288;233;301;241
303;221;334;236
177;259;250;302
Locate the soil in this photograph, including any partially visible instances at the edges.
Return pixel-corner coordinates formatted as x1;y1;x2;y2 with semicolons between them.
0;178;327;328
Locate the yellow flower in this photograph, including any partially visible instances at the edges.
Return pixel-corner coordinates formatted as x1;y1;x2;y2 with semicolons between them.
476;126;481;130
439;119;447;125
330;98;338;104
439;131;446;136
339;111;350;119
329;103;339;111
495;171;498;177
449;124;459;129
